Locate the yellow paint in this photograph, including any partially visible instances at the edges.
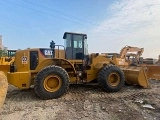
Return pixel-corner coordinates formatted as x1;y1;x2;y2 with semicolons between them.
7;72;31;89
6;47;150;89
43;74;62;92
120;66;150;88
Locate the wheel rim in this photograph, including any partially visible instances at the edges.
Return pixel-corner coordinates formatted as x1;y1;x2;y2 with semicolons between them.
108;73;120;87
43;74;62;92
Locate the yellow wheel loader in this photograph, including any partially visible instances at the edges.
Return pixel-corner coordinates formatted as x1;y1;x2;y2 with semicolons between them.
6;32;149;100
0;50;16;76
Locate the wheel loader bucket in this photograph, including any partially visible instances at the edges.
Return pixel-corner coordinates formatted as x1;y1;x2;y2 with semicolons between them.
0;71;8;111
146;65;160;80
120;66;150;88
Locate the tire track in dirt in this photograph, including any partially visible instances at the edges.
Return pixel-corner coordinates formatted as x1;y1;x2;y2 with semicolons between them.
0;80;159;120
5;81;160;103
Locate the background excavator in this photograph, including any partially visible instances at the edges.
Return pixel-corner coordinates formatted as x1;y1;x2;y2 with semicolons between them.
115;45;160;81
0;32;150;109
112;45;144;66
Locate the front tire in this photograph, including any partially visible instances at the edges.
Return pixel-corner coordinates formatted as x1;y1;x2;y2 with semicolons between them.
34;65;69;100
98;65;125;92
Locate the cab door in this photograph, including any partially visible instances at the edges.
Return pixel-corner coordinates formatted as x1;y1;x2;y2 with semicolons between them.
72;34;84;59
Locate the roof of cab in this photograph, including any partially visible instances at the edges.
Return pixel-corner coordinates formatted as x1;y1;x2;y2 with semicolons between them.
63;32;87;39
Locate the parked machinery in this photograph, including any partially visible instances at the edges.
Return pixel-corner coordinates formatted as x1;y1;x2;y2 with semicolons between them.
0;50;16;76
6;32;149;99
115;46;160;80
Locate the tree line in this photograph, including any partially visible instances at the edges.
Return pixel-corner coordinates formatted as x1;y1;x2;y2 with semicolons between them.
0;50;7;57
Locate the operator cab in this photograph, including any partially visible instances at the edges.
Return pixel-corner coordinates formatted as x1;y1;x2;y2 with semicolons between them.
63;32;88;60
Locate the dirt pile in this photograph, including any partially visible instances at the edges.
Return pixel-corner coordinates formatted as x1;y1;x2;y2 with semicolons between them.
0;72;8;111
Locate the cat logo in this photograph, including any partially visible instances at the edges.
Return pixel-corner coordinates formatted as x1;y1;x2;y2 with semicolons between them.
22;56;27;64
44;50;53;56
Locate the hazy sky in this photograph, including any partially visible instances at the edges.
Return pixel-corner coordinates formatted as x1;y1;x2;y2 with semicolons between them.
0;0;160;58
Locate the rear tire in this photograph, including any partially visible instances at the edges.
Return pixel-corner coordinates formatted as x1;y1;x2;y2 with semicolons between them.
34;65;69;100
98;65;125;92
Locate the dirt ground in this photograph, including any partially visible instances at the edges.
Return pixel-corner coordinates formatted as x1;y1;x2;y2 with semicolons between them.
0;80;159;120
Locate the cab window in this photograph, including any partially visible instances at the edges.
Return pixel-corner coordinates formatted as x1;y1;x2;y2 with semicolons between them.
73;35;83;48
